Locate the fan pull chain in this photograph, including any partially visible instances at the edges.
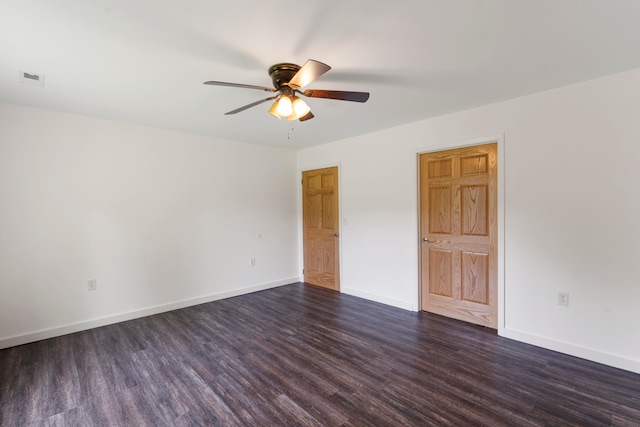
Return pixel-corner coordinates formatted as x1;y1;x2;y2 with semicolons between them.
288;123;294;140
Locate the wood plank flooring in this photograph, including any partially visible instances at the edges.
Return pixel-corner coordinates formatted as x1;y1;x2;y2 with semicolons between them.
1;283;639;426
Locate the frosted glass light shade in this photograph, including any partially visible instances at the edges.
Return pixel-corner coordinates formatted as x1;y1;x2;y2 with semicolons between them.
291;97;310;118
275;96;293;116
268;100;281;118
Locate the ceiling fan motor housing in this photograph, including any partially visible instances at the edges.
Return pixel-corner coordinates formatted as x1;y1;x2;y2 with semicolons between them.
268;63;301;89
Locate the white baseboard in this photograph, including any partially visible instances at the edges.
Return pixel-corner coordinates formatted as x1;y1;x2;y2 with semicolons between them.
341;287;416;311
500;327;640;375
0;278;299;350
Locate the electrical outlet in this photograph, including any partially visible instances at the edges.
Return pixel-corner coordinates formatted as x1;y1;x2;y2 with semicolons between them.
250;258;256;267
88;279;97;291
557;292;569;306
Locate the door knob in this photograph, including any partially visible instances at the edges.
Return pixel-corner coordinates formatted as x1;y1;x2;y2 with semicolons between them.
334;233;340;237
422;237;429;243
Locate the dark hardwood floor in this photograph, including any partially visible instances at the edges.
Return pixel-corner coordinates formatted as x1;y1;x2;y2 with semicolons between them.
1;283;639;426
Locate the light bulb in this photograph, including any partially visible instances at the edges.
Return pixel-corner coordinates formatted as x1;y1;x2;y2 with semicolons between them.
292;97;310;117
275;96;293;117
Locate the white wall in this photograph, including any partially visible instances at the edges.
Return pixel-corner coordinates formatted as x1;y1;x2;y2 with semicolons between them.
297;68;640;374
0;103;299;347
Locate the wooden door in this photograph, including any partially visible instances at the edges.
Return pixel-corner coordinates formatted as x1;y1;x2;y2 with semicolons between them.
302;167;340;290
419;143;497;328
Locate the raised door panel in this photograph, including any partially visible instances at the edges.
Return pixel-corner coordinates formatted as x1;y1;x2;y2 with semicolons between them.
460;153;489;176
322;239;335;275
461;251;489;304
429;248;454;297
429;187;453;234
322;195;335;229
305;193;322;229
461;185;489;236
428;158;454;179
307;239;320;273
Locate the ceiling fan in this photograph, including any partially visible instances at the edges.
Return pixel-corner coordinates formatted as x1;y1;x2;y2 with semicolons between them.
204;59;369;122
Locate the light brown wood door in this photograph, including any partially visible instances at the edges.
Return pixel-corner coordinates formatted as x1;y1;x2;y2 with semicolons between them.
302;167;340;290
419;143;497;328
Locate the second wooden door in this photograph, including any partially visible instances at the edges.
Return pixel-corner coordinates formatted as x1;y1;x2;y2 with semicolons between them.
419;143;498;328
302;167;340;290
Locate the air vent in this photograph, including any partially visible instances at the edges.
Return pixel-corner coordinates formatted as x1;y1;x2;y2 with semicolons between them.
19;70;45;87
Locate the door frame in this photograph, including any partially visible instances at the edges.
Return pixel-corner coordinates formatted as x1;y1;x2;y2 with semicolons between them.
297;162;343;290
417;135;505;332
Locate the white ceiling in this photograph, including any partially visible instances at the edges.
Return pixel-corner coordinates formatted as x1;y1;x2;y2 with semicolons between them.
2;1;640;150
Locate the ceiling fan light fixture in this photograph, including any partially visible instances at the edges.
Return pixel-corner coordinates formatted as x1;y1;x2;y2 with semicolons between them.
204;59;369;122
269;95;312;121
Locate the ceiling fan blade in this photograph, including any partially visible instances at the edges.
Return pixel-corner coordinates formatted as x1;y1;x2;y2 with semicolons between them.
225;96;278;115
204;81;276;92
287;59;331;90
302;89;370;103
299;111;314;122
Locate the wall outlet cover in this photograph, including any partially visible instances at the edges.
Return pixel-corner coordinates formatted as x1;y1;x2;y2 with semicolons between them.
557;292;569;306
